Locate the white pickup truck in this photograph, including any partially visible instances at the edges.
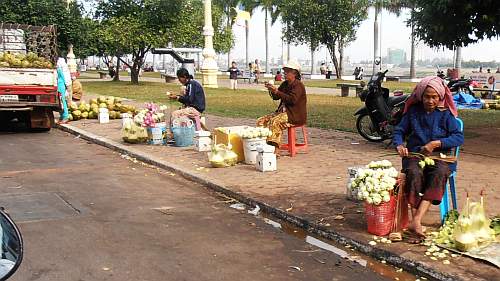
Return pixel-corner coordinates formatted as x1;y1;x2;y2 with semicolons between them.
0;23;60;130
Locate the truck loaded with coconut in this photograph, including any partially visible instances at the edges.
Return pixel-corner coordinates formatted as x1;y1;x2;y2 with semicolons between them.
0;23;60;130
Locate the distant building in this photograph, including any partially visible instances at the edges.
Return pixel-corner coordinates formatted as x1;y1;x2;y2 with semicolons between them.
387;48;407;65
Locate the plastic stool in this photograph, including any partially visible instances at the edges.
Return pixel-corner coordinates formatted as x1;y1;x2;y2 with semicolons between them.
439;117;463;223
280;125;308;157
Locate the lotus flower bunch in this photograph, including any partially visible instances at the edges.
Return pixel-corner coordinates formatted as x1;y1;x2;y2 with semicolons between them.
350;160;399;205
133;103;166;127
239;127;272;139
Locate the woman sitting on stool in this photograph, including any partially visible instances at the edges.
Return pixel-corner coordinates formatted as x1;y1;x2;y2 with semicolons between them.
393;76;463;242
259;59;307;154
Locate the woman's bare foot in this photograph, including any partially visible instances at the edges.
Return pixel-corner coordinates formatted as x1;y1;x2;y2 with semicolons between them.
408;221;426;237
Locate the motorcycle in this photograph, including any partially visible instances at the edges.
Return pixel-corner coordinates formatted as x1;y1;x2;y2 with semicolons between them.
0;208;23;281
354;70;409;142
437;68;476;97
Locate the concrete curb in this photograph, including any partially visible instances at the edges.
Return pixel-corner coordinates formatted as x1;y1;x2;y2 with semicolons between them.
57;124;461;281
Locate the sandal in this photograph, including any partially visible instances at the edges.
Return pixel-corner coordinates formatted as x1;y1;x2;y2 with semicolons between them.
403;230;426;244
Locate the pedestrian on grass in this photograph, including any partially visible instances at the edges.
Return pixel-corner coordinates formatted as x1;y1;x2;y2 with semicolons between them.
228;61;240;90
393;76;463;243
259;59;307;154
326;62;333;79
320;63;326;75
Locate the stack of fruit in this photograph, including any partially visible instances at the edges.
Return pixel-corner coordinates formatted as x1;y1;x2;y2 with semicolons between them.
484;96;500;110
0;52;53;68
68;96;137;121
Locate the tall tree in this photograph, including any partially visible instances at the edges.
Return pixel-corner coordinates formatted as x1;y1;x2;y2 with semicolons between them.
240;0;260;67
408;0;500;49
0;0;88;57
407;1;500;76
96;0;231;85
213;0;239;69
258;0;280;74
279;0;368;78
371;0;417;77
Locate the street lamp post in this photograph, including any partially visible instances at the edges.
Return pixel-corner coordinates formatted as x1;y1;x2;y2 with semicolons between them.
201;0;218;88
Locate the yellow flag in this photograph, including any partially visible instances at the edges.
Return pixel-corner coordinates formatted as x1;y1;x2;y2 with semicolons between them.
235;8;251;21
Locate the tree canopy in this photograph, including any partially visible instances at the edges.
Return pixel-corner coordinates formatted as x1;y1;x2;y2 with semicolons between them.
0;0;89;57
408;0;500;49
278;0;368;78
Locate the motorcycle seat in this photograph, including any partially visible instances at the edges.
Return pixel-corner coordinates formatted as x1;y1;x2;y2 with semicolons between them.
387;95;408;107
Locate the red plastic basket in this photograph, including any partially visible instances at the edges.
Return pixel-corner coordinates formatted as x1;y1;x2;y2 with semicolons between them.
365;196;396;236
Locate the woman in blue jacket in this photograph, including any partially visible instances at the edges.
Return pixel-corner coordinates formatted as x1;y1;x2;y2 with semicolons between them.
168;68;205;120
393;76;463;240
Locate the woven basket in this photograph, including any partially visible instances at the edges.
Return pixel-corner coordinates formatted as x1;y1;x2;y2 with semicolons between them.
365;196;396;236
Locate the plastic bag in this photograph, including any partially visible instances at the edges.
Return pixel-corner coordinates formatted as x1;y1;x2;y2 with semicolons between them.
122;119;148;144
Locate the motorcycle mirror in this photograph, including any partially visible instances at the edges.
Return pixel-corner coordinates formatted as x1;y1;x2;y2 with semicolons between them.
0;208;23;281
374;57;381;65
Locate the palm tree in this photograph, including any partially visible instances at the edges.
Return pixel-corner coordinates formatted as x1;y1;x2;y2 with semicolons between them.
258;0;281;74
214;0;240;69
372;0;417;78
240;0;259;67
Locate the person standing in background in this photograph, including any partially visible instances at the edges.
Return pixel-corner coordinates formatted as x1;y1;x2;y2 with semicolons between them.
56;58;71;124
254;59;261;84
228;61;240;91
326;62;333;79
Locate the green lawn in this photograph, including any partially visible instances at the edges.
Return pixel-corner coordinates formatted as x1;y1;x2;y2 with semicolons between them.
80;80;500;134
303;79;418;93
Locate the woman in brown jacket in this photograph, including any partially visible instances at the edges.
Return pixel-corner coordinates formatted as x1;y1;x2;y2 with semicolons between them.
258;59;307;151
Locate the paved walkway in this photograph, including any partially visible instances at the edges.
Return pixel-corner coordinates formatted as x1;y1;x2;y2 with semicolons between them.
59;91;500;280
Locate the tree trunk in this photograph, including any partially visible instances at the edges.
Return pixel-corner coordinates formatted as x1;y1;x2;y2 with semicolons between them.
287;42;291;63
245;20;249;67
113;56;120;82
130;69;139;84
327;43;340;80
373;5;380;75
455;46;462;77
264;8;269;74
409;21;416;79
310;47;315;75
227;6;231;70
338;39;344;79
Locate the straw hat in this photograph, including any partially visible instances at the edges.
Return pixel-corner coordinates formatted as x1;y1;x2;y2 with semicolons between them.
283;59;301;73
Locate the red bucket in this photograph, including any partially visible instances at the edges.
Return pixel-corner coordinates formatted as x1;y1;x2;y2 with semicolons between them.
365;196;396;236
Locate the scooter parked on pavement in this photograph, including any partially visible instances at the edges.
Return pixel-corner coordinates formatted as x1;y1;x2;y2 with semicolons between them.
0;208;23;281
354;69;409;142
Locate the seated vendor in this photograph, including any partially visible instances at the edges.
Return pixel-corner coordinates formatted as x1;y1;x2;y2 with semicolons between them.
393;76;464;242
168;68;206;121
258;59;307;153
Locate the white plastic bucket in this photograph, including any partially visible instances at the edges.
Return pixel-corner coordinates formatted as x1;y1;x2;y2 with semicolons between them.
121;113;132;128
243;138;266;164
98;108;109;124
147;122;167;145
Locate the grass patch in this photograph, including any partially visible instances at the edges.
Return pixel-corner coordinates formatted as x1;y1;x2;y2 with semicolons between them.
80;80;500;133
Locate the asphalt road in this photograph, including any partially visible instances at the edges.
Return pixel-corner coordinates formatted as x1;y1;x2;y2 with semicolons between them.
0;128;391;281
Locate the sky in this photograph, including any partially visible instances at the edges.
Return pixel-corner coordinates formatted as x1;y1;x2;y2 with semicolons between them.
230;7;500;63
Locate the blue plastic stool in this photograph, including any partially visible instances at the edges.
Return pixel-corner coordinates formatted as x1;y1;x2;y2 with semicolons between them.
439;118;463;223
